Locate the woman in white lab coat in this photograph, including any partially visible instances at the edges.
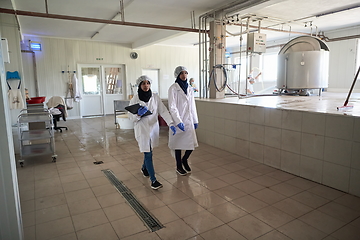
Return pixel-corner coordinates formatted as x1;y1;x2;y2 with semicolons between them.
168;66;199;176
129;75;176;189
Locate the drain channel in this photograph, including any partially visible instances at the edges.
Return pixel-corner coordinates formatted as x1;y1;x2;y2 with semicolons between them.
102;169;164;232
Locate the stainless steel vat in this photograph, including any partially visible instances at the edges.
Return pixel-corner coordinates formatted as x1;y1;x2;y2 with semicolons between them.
277;36;329;93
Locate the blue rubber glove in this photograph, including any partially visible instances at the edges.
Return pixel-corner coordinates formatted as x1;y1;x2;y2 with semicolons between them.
170;126;176;135
137;106;148;116
177;123;185;131
194;123;198;129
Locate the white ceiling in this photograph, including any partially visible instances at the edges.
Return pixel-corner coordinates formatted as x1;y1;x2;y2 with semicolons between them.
1;0;360;51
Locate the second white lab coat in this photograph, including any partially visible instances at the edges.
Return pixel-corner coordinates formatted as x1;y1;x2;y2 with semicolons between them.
168;82;199;150
129;93;174;152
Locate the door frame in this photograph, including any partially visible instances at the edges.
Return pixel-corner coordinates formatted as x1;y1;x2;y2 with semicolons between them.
78;64;126;117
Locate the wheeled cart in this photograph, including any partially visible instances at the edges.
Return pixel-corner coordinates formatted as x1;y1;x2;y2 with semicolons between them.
17;111;57;167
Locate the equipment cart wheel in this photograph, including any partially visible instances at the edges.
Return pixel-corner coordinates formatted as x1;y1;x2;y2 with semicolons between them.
20;162;24;167
52;157;57;162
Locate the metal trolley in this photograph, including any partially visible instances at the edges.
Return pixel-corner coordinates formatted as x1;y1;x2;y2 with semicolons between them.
17;110;57;167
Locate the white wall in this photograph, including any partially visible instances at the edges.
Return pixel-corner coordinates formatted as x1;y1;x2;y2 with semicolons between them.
0;14;24;240
20;36;199;118
325;26;360;92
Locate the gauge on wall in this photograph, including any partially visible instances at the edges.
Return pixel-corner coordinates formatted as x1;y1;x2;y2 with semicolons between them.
130;52;138;59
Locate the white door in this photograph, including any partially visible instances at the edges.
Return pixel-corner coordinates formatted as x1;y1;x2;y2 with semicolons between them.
79;64;125;117
102;65;125;115
79;65;102;117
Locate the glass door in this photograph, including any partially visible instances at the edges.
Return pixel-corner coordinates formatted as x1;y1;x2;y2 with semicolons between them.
79;64;125;117
102;65;125;115
79;65;102;117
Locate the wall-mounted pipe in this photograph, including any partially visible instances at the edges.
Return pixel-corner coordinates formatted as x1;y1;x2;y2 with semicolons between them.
0;8;205;33
320;34;360;42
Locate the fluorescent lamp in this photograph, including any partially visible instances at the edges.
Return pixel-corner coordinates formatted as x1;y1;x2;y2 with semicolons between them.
30;41;42;51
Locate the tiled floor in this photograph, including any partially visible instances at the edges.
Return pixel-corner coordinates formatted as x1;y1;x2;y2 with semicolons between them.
17;115;360;240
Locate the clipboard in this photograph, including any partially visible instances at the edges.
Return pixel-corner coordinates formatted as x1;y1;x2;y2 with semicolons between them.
125;103;152;117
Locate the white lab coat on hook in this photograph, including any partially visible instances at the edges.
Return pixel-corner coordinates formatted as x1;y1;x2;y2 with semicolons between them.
72;73;81;102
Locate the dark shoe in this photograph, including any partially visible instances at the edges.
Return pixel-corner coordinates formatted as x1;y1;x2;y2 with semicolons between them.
141;168;149;177
183;162;191;173
176;168;187;176
151;180;163;190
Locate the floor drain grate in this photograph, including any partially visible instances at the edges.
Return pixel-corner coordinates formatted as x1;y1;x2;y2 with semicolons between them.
102;169;164;232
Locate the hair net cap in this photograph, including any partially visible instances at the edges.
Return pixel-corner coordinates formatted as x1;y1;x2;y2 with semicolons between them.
174;66;188;78
136;75;152;86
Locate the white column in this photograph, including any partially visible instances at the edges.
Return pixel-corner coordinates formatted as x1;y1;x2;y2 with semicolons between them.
0;18;24;240
208;13;226;99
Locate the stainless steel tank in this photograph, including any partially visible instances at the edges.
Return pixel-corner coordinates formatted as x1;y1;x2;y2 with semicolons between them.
277;36;329;93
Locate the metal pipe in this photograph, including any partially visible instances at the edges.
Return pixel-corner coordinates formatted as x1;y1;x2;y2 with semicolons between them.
238;19;243;98
230;22;311;36
45;0;48;14
204;16;209;98
199;15;203;98
245;17;250;95
0;8;204;33
119;0;125;22
21;50;39;97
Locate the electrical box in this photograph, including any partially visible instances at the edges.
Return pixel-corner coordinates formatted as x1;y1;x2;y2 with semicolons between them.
247;33;266;53
1;38;10;63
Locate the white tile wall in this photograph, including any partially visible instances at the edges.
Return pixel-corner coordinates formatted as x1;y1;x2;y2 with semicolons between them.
237;105;250;122
213;103;225;118
201;115;215;133
214;117;225;134
224;119;237;138
250;106;265;125
281;150;300;175
281;129;301;154
236;139;249;158
249;142;264;163
263;146;281;168
236;122;250;141
223;103;238;120
196;100;360;197
351;142;360;170
264;108;282;128
301;133;325;160
264;127;281;149
349;169;360;196
249;124;265;144
214;132;225;150
324;137;352;167
322;162;350;192
300;156;323;183
302;112;326;135
354;117;360;142
282;110;302;131
224;135;236;154
325;115;354;141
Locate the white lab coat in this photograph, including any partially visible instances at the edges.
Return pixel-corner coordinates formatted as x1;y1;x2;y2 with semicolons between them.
168;82;198;150
8;89;24;110
129;93;174;152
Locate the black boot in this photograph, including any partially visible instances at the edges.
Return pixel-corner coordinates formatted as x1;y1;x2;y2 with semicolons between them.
175;150;187;176
182;150;192;172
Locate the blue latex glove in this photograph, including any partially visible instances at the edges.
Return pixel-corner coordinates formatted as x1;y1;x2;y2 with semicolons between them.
194;123;198;129
177;123;185;131
170;126;176;135
137;106;148;116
